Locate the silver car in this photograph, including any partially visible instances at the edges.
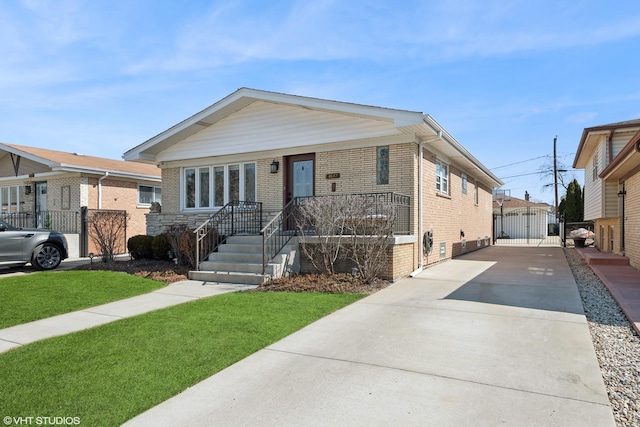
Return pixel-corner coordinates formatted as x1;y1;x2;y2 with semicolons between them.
0;220;69;270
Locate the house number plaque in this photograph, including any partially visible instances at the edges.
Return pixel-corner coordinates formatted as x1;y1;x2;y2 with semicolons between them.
326;173;340;179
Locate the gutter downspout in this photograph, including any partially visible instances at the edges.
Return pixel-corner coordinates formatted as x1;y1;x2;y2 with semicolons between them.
410;141;425;277
98;172;109;209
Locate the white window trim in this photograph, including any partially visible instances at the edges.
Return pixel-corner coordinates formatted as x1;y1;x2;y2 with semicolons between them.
436;159;449;195
182;162;257;211
0;184;26;213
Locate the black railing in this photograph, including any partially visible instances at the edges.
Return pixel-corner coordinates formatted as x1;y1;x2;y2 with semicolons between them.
0;211;79;233
295;192;411;235
260;192;411;275
261;198;298;275
194;201;262;270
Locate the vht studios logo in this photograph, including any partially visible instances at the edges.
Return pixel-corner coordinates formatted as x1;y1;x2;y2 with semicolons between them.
3;416;81;426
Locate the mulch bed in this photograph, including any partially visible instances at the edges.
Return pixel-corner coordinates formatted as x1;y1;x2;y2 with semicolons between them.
72;259;190;284
74;260;391;293
254;273;391;294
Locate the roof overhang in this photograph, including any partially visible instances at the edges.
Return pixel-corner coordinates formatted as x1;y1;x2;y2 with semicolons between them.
124;88;502;189
123;88;425;163
421;115;503;188
573;120;640;168
600;130;640;181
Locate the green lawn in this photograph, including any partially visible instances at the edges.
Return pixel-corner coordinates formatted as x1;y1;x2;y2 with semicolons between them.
0;291;364;426
0;271;166;329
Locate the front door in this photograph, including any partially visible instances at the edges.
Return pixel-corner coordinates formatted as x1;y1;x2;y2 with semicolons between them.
285;154;315;204
285;154;315;231
35;182;47;228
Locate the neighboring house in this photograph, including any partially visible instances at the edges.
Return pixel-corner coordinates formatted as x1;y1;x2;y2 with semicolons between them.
573;119;640;269
492;193;554;241
124;88;502;281
0;143;161;258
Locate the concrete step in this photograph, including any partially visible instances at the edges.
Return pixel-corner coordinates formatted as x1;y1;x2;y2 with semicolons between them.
218;243;263;254
188;270;266;285
226;235;264;245
207;252;264;263
199;261;273;275
585;253;630;266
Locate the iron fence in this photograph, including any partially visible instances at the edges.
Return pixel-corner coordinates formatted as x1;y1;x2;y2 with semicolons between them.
295;192;411;235
0;210;79;233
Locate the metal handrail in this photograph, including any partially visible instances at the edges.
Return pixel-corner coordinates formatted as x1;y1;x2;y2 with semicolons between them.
194;200;262;270
261;198;299;275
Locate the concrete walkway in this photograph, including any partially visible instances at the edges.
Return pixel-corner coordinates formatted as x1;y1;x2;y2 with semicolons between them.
124;246;615;426
576;246;640;335
0;280;255;353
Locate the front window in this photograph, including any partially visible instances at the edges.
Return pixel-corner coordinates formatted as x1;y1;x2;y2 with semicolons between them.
436;160;449;195
139;185;162;205
461;173;467;194
0;185;25;214
183;162;257;210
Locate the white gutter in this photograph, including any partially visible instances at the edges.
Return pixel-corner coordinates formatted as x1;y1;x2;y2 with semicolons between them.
410;141;425;278
98;172;109;209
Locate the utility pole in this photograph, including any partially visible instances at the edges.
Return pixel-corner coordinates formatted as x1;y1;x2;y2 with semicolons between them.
554;136;559;223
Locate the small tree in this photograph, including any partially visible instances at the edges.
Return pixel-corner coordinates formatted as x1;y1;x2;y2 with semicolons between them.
564;179;584;222
88;210;129;262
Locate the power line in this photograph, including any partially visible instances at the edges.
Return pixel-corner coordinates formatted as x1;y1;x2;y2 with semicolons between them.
490;155;550;170
491;152;577;171
500;169;568;180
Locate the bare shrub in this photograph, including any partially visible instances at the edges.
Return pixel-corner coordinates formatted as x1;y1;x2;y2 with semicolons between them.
296;196;353;274
165;224;197;268
343;195;395;283
88;210;128;262
296;194;394;281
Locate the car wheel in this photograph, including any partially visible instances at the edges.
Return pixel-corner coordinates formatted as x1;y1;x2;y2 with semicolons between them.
32;243;63;270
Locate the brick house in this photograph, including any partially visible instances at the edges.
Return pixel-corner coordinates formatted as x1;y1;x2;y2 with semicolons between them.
0;143;161;257
124;88;502;281
573;119;640;269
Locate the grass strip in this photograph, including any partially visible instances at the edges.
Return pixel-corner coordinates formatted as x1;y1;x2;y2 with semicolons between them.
0;271;165;329
0;291;363;426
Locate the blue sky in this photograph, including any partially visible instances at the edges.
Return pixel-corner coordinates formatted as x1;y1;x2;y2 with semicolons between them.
2;1;640;205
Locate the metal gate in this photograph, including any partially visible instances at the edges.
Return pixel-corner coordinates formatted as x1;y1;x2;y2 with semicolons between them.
80;207;128;258
493;207;560;246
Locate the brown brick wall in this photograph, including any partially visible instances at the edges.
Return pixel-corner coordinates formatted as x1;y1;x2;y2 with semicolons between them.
83;176;156;254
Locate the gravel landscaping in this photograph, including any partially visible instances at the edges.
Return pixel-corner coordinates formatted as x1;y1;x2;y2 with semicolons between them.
564;248;640;427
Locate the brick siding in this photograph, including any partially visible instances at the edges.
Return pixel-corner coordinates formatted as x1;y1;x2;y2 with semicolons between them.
624;173;640;269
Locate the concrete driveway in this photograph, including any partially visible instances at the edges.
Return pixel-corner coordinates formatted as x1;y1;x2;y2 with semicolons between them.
125;246;615;426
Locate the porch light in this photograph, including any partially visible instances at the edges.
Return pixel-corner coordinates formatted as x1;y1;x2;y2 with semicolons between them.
270;160;279;174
